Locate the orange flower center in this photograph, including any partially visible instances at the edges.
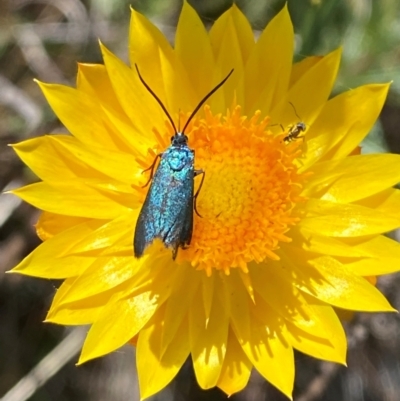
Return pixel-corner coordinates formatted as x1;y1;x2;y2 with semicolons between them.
172;105;307;275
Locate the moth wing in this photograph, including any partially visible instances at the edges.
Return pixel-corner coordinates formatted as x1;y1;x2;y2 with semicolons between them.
134;165;191;258
134;148;195;259
133;193;155;258
180;191;194;247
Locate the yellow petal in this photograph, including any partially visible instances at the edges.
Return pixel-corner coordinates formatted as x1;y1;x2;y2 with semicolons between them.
36;212;89;240
250;265;346;363
346;257;400;277
100;42;163;144
48;286;102;320
62;210;137;255
12;181;131;219
201;272;215;324
290;55;324;87
230;4;255;62
217;328;252;396
129;7;194;114
280;252;395;312
344;235;400;275
11;136;102;182
53;257;140;304
36;81;118;150
78;252;181;363
209;5;254;109
79;290;163;363
290;228;400;276
344;235;400;260
12;135;139;185
189;282;229;389
10;221;103;278
288;227;366;258
300;199;400;236
52;249;170;307
137;310;189;400
48;278;76;309
244;5;293;115
325;87;391;161
175;1;215;99
158;48;197;117
244;6;294;115
69;63;149;154
161;267;200;355
77;63;127;119
76;63;142;152
241;318;294;399
272;48;342;128
48;135;140;184
359;187;400;217
210;4;254;62
46;302;102;325
210;4;254;65
303;83;390;168
129;7;174;102
305;154;400;203
46;284;107;325
227;274;294;397
226;273;251;347
285;301;346;364
212;16;244;109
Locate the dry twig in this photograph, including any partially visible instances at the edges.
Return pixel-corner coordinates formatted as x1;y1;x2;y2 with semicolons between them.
0;327;86;401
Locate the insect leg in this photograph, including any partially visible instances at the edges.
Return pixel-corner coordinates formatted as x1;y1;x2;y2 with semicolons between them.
268;123;285;131
194;170;205;217
142;153;161;188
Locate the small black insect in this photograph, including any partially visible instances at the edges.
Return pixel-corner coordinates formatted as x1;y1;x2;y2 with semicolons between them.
134;66;234;259
283;102;306;143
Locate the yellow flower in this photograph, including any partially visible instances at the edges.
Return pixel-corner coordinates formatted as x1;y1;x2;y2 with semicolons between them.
10;2;400;399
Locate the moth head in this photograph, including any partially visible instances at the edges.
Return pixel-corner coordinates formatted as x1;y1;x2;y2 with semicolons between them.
171;132;188;146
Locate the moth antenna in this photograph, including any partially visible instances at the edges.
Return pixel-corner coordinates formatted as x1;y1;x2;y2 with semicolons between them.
135;64;178;134
181;69;234;135
288;101;302;121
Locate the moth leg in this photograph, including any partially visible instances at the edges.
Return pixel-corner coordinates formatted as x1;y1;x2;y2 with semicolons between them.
194;169;205;217
172;246;179;260
142;153;162;188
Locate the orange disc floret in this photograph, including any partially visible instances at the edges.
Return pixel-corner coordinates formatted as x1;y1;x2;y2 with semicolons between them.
171;105;308;274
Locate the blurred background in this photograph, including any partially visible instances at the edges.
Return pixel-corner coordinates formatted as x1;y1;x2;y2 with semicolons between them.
1;0;400;400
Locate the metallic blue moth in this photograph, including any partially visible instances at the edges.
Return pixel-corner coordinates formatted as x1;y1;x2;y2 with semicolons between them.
134;66;233;259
